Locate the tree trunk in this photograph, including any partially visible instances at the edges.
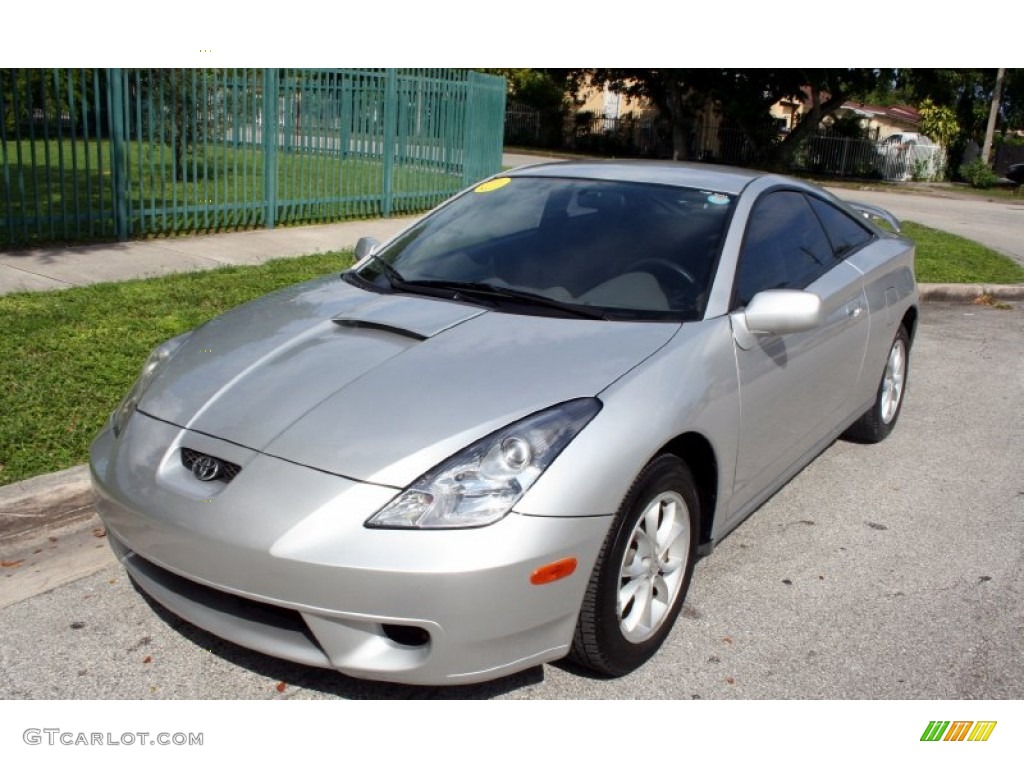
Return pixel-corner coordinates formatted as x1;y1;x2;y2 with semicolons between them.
671;121;688;161
981;67;1005;166
770;87;846;170
175;131;187;182
665;79;690;161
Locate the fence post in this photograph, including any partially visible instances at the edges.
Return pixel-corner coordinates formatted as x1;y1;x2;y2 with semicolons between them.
263;68;278;229
463;71;505;186
381;69;397;217
108;68;129;241
340;73;351;160
0;72;14;246
462;74;478;186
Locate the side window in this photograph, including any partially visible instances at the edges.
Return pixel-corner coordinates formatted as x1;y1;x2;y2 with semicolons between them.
734;190;835;307
807;196;875;258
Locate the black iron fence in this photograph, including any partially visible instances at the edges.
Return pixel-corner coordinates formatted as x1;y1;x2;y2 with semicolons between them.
993;142;1024;176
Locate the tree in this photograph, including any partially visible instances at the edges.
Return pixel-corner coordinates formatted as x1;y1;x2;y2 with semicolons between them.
918;99;960;148
769;70;889;168
917;98;960;179
1;68;104;137
574;69;888;168
478;69;573;148
480;69;571;112
574;69;724;161
999;69;1024;132
981;67;1006;165
138;69;222;182
895;69;1000;172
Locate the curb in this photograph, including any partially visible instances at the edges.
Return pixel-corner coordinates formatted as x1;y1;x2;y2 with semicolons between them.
918;283;1024;302
0;465;97;555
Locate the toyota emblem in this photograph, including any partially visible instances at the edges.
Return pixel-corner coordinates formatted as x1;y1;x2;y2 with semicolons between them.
191;455;222;482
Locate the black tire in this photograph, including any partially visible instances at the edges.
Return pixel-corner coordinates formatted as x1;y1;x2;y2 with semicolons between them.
570;455;699;677
844;324;911;443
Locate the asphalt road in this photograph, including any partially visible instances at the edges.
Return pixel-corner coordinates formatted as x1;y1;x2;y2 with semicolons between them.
1;302;1021;700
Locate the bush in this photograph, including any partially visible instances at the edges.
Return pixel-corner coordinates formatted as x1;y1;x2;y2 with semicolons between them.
960;159;1000;189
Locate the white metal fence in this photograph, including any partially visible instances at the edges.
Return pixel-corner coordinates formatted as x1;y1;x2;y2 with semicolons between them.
790;133;947;181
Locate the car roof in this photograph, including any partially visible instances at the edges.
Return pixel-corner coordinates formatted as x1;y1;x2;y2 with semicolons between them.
503;159;767;196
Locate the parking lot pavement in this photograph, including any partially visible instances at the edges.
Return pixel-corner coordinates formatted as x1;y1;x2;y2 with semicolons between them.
0;302;1021;699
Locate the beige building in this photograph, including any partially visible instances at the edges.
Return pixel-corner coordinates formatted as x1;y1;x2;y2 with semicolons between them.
769;92;924;140
831;102;922;140
575;80;652;119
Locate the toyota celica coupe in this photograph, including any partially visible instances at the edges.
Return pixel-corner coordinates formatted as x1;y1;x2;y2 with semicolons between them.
90;161;917;685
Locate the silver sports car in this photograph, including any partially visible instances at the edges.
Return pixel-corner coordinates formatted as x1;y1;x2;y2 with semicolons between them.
90;161;917;685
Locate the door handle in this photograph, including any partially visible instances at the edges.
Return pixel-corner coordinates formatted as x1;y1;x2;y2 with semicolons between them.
846;301;865;319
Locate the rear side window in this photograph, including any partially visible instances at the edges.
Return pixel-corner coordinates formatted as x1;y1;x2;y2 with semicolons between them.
808;197;875;258
734;190;835;307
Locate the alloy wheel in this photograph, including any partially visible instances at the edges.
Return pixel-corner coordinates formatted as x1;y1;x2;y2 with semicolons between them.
617;490;691;643
880;338;906;424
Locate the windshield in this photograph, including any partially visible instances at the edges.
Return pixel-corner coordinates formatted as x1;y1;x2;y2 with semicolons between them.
351;176;735;321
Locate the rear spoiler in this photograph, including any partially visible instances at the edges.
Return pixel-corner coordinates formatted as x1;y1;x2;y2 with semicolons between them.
848;201;901;233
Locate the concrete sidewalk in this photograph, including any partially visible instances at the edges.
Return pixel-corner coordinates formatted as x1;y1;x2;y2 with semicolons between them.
0;216;420;295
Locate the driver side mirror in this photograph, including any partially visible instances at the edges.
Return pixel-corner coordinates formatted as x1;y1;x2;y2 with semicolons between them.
354;237;380;262
731;289;822;350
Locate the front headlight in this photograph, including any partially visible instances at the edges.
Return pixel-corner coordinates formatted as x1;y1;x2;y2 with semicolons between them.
111;332;192;437
366;398;601;529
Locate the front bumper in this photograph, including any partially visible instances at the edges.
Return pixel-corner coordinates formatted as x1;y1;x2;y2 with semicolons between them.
90;412;611;685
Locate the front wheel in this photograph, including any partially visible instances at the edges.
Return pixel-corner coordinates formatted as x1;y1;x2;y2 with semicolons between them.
844;325;911;443
570;455;699;677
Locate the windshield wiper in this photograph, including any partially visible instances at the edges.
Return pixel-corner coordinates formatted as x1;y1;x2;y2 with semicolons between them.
366;253;406;288
402;279;609;320
344;253;414;293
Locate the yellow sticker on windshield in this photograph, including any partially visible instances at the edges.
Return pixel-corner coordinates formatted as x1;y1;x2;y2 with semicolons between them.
474;177;511;193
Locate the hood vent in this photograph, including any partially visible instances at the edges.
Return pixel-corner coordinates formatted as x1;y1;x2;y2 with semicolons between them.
331;317;427;341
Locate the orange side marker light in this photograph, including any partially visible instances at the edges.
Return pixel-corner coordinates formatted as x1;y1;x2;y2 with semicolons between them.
530;557;577;585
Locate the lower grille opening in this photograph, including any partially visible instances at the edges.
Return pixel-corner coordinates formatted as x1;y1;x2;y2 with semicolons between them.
382;623;430;647
122;543;326;655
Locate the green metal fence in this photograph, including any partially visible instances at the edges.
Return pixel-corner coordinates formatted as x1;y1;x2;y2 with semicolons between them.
0;68;506;248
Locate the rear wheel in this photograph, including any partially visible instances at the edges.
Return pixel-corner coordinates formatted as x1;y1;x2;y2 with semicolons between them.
844;325;910;443
570;455;698;677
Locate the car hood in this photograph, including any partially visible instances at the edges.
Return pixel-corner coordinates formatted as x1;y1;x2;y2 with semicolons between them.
139;276;679;487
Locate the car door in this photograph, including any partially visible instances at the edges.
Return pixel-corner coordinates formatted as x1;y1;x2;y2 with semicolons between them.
727;190;870;522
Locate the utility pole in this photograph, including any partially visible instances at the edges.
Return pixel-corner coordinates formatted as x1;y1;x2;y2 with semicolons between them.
981;67;1006;166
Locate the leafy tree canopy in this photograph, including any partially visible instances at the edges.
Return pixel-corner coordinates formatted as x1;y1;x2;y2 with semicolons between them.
570;69;891;167
477;68;572;112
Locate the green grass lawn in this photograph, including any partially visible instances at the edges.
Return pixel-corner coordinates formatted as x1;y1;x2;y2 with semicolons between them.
1;221;1021;486
0;251;351;486
902;221;1024;283
1;139;464;246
